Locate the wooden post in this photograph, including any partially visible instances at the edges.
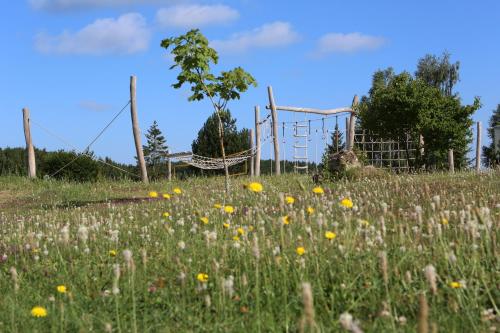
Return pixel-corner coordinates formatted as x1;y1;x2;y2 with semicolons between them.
167;158;172;181
249;129;255;177
22;108;36;178
254;106;261;176
345;118;350;149
448;149;454;173
348;95;358;151
130;75;148;184
267;86;281;175
476;121;481;173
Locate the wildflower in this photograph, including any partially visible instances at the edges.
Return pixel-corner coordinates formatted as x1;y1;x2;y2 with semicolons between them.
306;207;315;215
325;231;336;240
173;188;182;194
224;206;234;214
312;187;324;195
449;281;462;289
197;273;208;283
214;203;222;209
296;246;305;256
109;250;117;257
359;219;370;227
233;236;240;241
148;191;158;198
56;285;67;294
441;218;449;225
223;223;230;229
237;227;245;235
424;264;438;295
285;196;295;204
162;212;170;218
247;182;263;193
200;217;209;224
340;198;353;209
162;193;171;199
282;216;290;225
31;306;47;318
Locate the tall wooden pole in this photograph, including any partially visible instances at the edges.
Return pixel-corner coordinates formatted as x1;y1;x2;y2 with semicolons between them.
22;108;36;178
267;86;280;175
249;129;255;177
345;118;349;149
348;95;358;151
254;106;261;176
167;159;172;181
476;121;481;173
130;75;148;184
448;149;454;173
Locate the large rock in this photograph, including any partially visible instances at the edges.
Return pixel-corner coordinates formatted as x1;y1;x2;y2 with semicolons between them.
327;150;361;174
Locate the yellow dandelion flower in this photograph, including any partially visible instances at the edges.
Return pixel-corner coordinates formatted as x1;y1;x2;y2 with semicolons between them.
173;188;182;194
325;231;336;240
56;285;67;293
306;207;315;215
197;273;208;283
248;226;254;232
285;196;295;204
223;223;230;229
441;218;449;225
233;236;240;241
312;187;324;195
247;182;263;193
359;219;370;227
282;216;290;225
237;227;245;235
449;281;462;289
340;198;353;209
214;203;222;209
162;212;170;218
200;217;209;224
162;193;171;199
224;205;234;214
296;246;305;256
31;306;47;318
109;250;117;257
148;191;158;198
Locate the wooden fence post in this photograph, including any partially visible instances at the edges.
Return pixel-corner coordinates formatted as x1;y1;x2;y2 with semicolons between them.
167;158;172;181
22;108;36;178
348;95;358;151
345;118;350;149
267;86;280;175
254;106;261;177
476;121;481;173
448;149;454;173
249;129;254;176
130;75;148;184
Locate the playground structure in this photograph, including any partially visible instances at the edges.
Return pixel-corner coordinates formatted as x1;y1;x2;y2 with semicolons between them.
19;76;484;182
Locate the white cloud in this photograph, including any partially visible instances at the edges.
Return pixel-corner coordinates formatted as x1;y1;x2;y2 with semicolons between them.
156;4;239;28
30;0;178;11
35;13;151;55
79;100;111;112
313;32;386;57
210;21;300;54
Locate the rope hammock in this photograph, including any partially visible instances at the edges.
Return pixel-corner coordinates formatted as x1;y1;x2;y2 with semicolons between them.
173;147;258;170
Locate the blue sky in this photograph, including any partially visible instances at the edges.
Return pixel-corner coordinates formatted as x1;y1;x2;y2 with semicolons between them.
2;0;499;164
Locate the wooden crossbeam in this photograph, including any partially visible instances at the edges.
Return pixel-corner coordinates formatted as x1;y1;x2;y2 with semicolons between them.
265;105;354;115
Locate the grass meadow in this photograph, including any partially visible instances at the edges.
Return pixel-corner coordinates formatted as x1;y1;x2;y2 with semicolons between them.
0;171;498;332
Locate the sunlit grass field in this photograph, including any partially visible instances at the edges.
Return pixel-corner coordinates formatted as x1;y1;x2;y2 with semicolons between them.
0;171;498;332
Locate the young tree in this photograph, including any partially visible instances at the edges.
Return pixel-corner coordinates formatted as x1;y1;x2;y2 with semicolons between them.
161;29;256;194
482;104;500;166
142;121;168;179
320;123;345;176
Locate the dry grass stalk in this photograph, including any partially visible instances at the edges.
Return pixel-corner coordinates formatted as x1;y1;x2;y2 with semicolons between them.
418;293;429;333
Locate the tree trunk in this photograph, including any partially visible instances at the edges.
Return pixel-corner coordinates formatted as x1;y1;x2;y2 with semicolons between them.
215;111;230;195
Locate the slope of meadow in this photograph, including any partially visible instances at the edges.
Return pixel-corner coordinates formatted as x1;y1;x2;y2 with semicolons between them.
0;171;498;332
